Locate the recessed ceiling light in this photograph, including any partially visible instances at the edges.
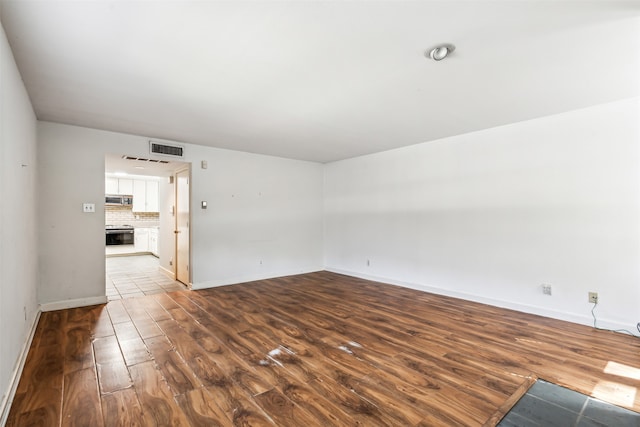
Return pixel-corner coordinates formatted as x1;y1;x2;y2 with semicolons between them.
427;44;455;61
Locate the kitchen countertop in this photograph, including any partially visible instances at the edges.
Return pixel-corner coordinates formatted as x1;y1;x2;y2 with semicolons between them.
108;222;159;228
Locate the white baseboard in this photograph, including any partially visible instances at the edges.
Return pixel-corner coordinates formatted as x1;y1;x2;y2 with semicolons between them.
39;295;108;312
0;309;41;426
325;267;634;334
192;267;324;290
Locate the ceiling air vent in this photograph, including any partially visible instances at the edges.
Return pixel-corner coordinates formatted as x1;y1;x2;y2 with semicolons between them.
122;156;170;164
149;140;184;158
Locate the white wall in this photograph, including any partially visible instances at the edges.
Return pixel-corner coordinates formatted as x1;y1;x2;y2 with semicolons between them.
0;21;39;422
187;144;324;288
324;98;640;331
37;122;324;305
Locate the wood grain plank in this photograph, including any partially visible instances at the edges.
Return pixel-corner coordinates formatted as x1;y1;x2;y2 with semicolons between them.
129;361;191;426
279;380;357;425
483;374;537;427
9;271;640;426
253;388;319;425
61;367;104;426
175;388;228;427
63;325;94;374
37;310;68;347
6;406;59;427
145;335;200;396
204;383;276;426
6;343;64;427
101;388;148;427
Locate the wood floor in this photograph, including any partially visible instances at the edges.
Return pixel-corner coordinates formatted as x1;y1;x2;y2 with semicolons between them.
6;271;640;426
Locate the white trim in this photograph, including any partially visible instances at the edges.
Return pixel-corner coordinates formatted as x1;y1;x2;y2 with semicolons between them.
325;267;634;333
192;267;323;290
39;296;108;312
0;309;41;426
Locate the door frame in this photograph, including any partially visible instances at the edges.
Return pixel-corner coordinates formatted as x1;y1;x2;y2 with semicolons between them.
174;166;192;287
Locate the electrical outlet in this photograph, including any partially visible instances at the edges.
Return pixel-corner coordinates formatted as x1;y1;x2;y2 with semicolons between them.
542;284;552;295
588;292;598;304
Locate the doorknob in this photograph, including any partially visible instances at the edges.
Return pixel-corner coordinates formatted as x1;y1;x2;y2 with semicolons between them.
174;230;181;234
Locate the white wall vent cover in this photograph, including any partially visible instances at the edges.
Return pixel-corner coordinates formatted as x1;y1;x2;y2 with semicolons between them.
149;140;184;158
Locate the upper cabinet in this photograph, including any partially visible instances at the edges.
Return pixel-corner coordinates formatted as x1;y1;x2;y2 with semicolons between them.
105;178;133;195
146;181;159;212
105;177;117;194
118;179;133;195
132;179;160;213
106;176;160;212
132;180;146;211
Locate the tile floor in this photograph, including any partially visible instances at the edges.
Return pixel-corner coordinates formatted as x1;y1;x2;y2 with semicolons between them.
105;254;186;300
498;379;640;427
105;244;137;256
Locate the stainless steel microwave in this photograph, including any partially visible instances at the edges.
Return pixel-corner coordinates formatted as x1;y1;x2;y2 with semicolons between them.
105;194;133;206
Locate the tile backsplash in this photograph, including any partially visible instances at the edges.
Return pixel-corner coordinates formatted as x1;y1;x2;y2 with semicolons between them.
106;206;159;226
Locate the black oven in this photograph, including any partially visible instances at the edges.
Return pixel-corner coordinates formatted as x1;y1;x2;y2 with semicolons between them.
106;225;134;245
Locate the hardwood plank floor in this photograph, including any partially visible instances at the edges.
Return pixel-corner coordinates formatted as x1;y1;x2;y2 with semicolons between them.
6;272;640;426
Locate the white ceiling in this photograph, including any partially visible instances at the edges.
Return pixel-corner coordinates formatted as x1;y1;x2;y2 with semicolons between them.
2;1;639;163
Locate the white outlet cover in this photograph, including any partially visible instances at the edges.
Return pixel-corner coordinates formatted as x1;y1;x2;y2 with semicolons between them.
82;203;95;213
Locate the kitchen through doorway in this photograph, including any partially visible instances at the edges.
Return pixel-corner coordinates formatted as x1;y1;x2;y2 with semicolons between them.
105;153;192;297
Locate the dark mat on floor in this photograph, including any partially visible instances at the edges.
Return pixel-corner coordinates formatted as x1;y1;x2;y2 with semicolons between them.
497;379;640;427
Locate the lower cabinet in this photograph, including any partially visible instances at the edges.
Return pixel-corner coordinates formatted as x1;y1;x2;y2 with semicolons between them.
134;227;159;256
149;228;159;257
134;228;149;252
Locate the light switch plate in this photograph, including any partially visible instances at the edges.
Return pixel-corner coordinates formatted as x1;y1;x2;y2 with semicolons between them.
83;203;95;213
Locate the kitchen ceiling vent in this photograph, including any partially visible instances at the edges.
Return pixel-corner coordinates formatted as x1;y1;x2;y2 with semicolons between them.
122;155;169;164
149;140;184;158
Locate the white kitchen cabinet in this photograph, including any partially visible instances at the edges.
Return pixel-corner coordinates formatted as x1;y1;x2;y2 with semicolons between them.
134;228;150;252
148;228;158;257
118;178;133;195
132;179;160;213
106;177;134;195
146;181;159;212
105;177;118;194
132;180;146;212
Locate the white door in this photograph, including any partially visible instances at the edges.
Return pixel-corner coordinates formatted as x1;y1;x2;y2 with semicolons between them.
175;169;190;285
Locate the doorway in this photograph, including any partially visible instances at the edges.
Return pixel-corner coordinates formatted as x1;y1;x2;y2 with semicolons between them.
104;153;191;298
